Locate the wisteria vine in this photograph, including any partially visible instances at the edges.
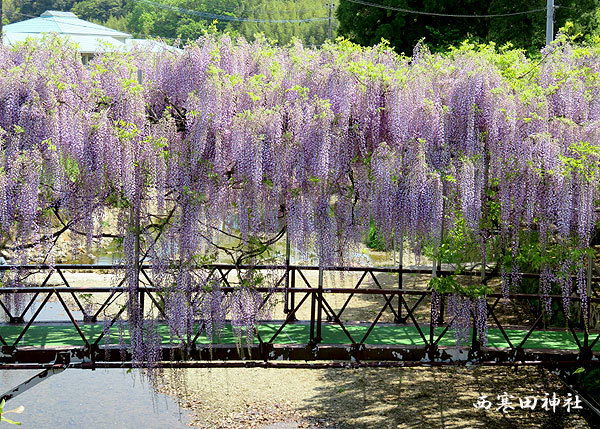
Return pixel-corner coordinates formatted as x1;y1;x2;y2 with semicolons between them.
0;34;599;362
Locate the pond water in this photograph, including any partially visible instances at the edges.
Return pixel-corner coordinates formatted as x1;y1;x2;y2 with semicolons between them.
0;369;189;428
65;238;384;267
1;288;189;428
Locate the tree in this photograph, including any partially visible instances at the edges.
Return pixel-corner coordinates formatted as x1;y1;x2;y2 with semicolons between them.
71;0;128;23
236;0;332;46
487;0;598;52
336;0;488;55
2;0;19;23
176;18;210;41
17;0;79;17
336;0;600;55
103;14;130;33
125;0;241;40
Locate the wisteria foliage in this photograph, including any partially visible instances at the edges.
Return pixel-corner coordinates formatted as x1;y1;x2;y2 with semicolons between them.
0;35;599;360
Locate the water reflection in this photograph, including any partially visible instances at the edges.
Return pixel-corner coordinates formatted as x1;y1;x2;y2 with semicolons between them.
0;369;189;428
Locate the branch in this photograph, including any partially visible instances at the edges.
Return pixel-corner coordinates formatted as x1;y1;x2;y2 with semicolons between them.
140;205;177;263
236;226;287;266
53;207;119;239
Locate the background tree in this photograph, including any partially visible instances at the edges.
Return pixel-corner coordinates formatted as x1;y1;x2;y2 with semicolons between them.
336;0;488;55
5;0;334;46
15;0;79;18
71;0;129;23
236;0;331;46
2;0;19;23
124;0;241;41
487;0;598;50
337;0;600;55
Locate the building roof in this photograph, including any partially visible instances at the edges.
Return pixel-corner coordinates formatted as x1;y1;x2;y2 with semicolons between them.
2;11;179;55
3;10;131;40
125;39;181;53
3;33;127;53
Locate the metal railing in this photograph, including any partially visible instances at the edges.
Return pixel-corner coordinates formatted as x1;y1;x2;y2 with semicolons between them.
1;263;599;367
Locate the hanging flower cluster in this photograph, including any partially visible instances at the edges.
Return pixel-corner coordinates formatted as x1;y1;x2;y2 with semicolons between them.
0;35;599;358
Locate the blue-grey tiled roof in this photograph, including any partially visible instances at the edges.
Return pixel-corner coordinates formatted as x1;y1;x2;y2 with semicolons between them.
4;10;131;39
3;33;127;53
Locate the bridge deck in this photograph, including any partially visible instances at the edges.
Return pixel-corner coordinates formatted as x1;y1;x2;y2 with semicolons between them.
2;322;599;350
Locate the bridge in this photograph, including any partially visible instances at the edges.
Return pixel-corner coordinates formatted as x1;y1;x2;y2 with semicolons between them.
2;262;600;414
0;263;599;369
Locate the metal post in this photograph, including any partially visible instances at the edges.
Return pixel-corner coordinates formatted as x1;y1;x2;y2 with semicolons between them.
290;267;297;321
430;252;436;345
130;69;143;324
479;134;490;329
316;266;324;342
473;135;487;353
327;2;333;41
284;235;290;314
546;0;554;45
309;286;316;342
0;0;3;44
396;240;403;323
585;252;593;348
471;313;480;352
130;195;141;323
139;273;145;317
480;137;489;327
587;252;593;306
481;249;486;285
437;181;446;325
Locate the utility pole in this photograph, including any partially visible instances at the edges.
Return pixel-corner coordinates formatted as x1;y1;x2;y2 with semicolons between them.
546;0;554;45
1;0;4;44
327;2;334;41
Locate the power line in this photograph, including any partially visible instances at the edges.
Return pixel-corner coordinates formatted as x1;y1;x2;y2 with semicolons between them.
134;0;330;23
5;8;326;43
138;0;323;15
8;2;330;29
344;0;550;18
